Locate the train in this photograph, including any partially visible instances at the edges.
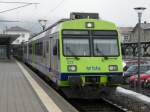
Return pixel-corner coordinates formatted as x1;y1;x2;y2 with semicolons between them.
14;12;123;98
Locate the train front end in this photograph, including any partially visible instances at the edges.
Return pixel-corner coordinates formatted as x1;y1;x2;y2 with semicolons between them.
58;18;123;98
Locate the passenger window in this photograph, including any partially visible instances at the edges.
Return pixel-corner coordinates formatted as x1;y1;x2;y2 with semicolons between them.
53;45;57;55
53;40;59;56
46;41;49;53
53;39;57;55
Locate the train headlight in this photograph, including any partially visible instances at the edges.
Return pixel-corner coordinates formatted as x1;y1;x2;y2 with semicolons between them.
67;65;77;72
85;22;94;28
109;65;118;71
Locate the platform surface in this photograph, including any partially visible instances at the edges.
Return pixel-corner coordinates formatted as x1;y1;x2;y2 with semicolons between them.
0;60;48;112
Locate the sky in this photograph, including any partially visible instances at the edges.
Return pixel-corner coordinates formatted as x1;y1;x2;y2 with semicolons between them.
0;0;150;32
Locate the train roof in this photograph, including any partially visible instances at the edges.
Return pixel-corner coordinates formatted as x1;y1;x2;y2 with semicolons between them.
29;19;69;40
29;18;117;42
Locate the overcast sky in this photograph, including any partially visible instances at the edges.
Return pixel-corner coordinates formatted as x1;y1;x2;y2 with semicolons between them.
0;0;150;32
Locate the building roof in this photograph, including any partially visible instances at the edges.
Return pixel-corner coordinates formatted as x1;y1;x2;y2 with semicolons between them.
141;23;150;29
0;34;19;45
119;27;133;35
6;26;30;32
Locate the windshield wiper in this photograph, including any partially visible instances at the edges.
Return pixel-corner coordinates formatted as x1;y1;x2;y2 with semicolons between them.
95;44;108;59
66;46;80;60
95;44;105;55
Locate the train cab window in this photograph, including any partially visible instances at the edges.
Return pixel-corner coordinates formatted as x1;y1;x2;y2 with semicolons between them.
62;30;119;57
93;30;118;36
63;30;89;35
63;38;90;56
92;30;119;56
93;39;118;56
62;30;90;56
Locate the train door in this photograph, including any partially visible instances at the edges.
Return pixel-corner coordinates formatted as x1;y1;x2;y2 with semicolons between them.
50;33;60;81
45;38;50;73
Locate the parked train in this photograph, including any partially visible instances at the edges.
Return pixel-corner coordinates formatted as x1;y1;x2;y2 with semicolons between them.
14;12;123;98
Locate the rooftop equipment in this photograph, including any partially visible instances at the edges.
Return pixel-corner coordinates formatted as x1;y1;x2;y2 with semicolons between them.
70;12;99;19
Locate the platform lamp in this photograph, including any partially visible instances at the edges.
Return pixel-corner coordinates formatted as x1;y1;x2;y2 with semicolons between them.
134;7;146;93
38;19;47;30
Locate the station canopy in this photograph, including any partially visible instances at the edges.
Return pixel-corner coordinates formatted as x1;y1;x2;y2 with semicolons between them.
0;34;19;45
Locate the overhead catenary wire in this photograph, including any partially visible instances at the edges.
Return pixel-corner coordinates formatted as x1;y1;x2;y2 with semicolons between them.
48;0;65;13
0;1;39;4
0;20;19;22
0;1;39;14
0;4;31;14
42;0;66;27
37;0;66;30
0;1;65;29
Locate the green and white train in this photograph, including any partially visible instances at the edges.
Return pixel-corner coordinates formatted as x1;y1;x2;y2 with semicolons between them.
22;13;123;98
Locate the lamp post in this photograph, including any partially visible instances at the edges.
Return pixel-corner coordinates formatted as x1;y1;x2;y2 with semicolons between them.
134;7;146;93
38;19;47;30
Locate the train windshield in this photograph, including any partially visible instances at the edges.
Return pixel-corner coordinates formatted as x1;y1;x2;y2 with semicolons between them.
93;38;118;56
63;38;90;56
62;30;119;57
93;31;119;56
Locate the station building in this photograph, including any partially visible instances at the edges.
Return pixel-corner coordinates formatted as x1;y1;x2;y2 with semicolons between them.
0;34;19;59
121;21;150;57
118;27;133;43
0;26;31;59
4;26;31;44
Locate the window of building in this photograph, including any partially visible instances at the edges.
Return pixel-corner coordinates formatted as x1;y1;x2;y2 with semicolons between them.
124;35;128;41
22;34;25;38
16;39;19;43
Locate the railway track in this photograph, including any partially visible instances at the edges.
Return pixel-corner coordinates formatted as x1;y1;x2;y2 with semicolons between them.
25;63;131;112
69;98;129;112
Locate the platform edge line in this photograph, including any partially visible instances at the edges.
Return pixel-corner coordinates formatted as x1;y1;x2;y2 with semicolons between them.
15;60;62;112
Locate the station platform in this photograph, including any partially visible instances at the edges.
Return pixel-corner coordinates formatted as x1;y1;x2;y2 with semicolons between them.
0;59;78;112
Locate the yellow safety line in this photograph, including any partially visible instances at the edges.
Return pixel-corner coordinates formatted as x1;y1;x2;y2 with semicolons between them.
16;60;62;112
